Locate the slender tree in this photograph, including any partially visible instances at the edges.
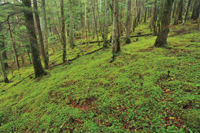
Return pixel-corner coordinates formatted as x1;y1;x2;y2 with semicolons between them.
41;0;49;64
33;0;48;69
111;0;120;62
69;1;75;49
182;0;191;28
8;20;20;70
154;0;174;47
174;0;183;25
60;0;67;63
191;0;200;20
22;0;46;78
0;25;9;83
91;0;100;46
103;0;109;48
125;0;131;43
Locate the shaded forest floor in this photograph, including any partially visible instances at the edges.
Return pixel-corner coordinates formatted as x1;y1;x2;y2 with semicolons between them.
0;20;200;132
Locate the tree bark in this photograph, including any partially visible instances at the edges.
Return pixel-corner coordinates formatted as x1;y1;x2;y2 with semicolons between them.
191;0;200;20
0;25;9;83
91;0;100;46
132;0;136;32
2;40;8;69
174;0;183;25
182;0;191;28
69;1;75;49
154;0;174;47
103;0;109;48
33;0;48;69
8;21;20;70
157;0;164;34
111;0;120;62
60;0;67;63
41;0;49;64
144;0;148;23
152;0;157;36
172;0;176;18
125;0;131;43
22;0;46;78
0;42;9;83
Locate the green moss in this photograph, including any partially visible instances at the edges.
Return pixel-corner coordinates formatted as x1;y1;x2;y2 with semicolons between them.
0;19;199;133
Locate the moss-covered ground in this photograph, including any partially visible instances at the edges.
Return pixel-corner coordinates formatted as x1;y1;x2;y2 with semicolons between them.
0;20;200;132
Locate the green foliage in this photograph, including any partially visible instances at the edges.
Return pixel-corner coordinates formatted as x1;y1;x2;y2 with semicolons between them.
0;16;200;133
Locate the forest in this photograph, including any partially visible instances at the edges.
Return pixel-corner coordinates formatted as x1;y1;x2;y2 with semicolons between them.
0;0;200;132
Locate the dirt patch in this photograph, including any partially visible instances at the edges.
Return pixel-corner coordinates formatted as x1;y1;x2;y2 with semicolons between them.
138;47;154;52
61;79;81;87
84;45;93;51
66;98;96;112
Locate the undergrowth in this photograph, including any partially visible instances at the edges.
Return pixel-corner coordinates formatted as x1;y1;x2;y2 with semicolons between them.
0;20;200;133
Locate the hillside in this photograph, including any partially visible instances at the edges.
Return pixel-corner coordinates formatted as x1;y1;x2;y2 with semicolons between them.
0;21;200;132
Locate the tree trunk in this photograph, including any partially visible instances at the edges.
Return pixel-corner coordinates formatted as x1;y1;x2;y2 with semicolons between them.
172;0;176;18
8;21;20;70
157;0;165;34
69;1;75;49
154;0;174;47
185;0;191;22
125;0;131;43
0;24;9;83
33;0;48;69
103;0;109;48
22;0;46;78
60;0;67;63
111;0;120;62
41;0;49;64
144;0;147;23
182;0;191;27
91;0;100;46
191;0;200;20
132;0;136;32
174;0;183;25
152;0;157;36
2;41;8;69
0;43;9;83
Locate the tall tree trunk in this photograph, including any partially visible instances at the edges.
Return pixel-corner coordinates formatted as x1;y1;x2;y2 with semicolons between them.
69;1;75;49
137;1;141;24
174;0;183;25
125;0;131;43
154;0;174;47
111;0;120;62
153;0;157;36
0;42;9;83
182;0;191;28
60;0;67;63
191;0;200;20
103;0;109;48
41;0;49;64
2;41;8;69
22;0;46;78
172;0;176;18
157;0;165;34
91;0;100;46
33;0;48;69
2;1;9;69
132;0;136;32
7;21;20;70
144;0;148;23
84;0;89;45
185;0;191;22
0;25;9;83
